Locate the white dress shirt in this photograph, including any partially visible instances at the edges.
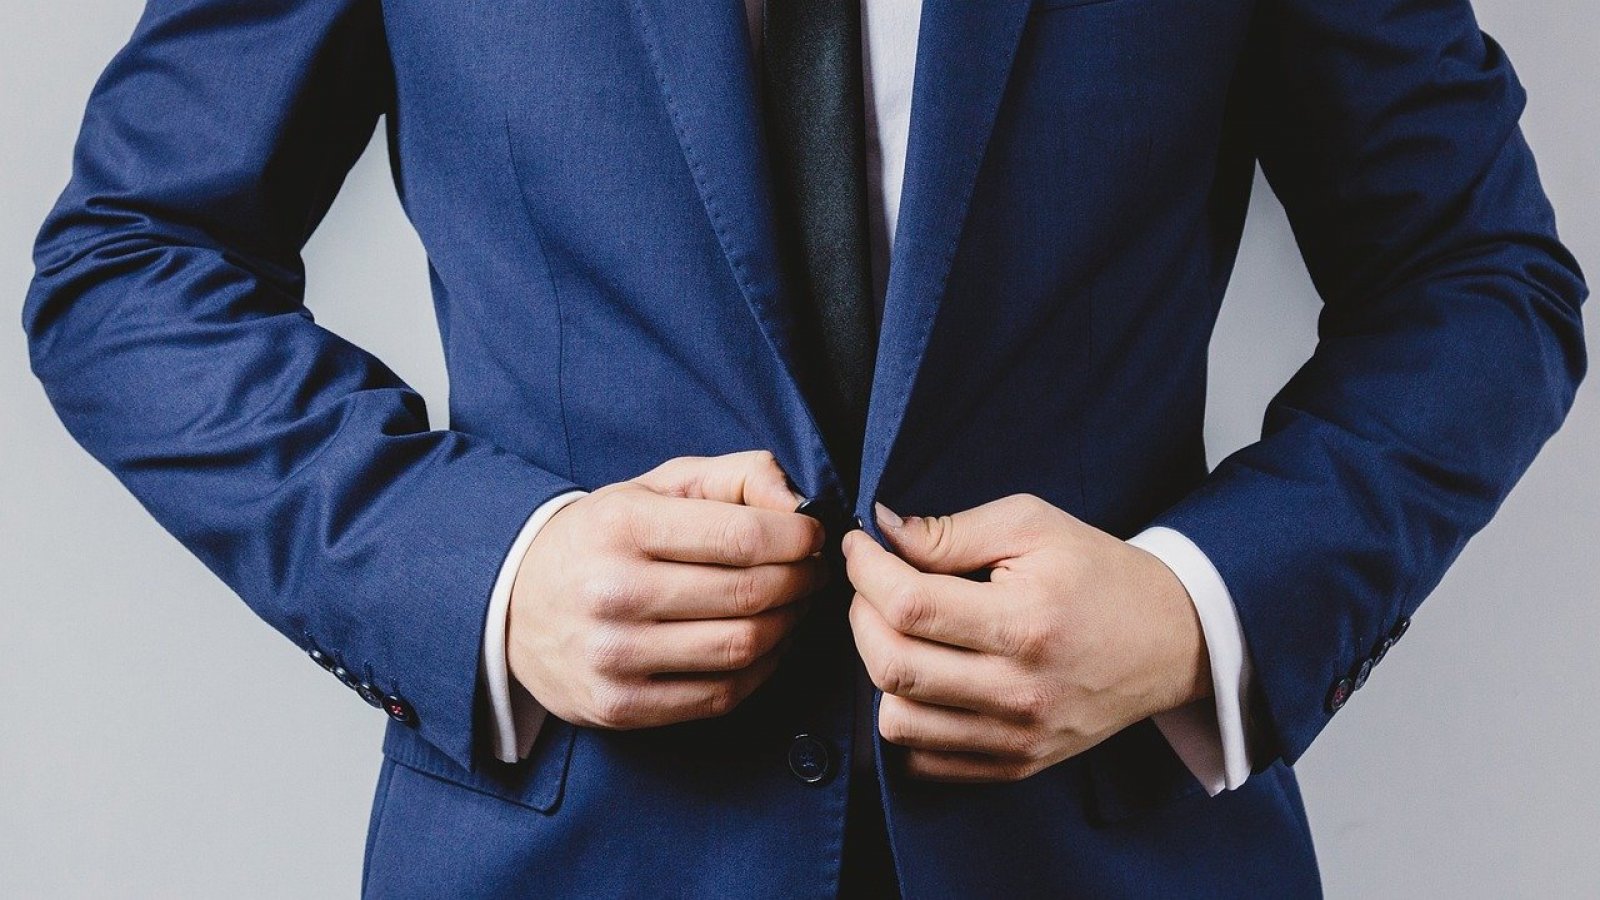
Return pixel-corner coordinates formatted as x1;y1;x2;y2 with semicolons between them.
482;0;1255;797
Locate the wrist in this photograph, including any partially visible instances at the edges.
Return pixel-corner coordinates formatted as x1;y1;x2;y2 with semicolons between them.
503;490;587;697
1135;544;1212;716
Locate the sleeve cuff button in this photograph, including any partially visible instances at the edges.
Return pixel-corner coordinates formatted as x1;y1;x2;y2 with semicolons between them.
384;694;417;726
1327;676;1355;712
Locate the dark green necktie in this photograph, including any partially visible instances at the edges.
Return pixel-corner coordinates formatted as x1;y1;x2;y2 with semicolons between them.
761;0;878;499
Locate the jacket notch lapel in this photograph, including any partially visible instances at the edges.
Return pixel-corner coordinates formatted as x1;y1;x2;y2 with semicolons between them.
629;0;850;498
857;0;1034;514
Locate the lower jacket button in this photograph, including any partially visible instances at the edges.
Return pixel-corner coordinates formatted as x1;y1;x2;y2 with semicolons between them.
788;733;832;784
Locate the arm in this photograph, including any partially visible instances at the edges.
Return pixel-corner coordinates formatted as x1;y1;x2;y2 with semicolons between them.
22;0;583;771
831;2;1581;790
1149;0;1587;765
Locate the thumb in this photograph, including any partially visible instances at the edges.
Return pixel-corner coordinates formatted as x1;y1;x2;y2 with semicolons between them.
874;496;1037;575
632;450;806;513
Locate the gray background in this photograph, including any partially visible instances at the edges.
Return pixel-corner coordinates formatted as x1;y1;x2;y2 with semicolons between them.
2;0;1595;896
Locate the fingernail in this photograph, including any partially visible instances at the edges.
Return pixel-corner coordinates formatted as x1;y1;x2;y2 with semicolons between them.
874;501;903;530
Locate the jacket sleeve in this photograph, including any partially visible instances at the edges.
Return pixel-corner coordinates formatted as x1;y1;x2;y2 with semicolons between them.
1149;0;1587;765
21;0;582;772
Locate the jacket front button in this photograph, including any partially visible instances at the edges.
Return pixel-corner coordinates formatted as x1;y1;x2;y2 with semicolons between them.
796;496;849;538
796;495;850;572
307;647;335;672
788;734;832;784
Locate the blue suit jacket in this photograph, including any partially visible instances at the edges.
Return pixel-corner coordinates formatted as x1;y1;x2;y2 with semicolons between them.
24;0;1586;895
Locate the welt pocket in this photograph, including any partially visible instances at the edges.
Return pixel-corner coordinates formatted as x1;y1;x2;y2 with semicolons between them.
381;715;578;813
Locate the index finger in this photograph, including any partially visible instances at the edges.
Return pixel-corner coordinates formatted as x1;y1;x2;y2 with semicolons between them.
842;529;1013;654
628;492;825;566
632;450;805;513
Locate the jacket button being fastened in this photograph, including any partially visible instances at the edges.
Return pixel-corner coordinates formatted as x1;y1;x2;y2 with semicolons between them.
788;733;832;784
795;494;854;583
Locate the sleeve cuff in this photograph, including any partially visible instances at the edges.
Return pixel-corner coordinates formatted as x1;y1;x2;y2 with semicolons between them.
483;489;589;764
1129;525;1255;796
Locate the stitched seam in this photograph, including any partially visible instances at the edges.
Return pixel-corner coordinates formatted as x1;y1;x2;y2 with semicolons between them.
503;113;577;480
361;759;399;898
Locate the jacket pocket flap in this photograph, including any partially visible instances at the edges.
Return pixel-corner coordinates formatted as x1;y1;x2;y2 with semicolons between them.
381;715;577;813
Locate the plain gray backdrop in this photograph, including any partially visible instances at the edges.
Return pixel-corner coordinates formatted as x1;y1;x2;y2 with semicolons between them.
3;1;1595;896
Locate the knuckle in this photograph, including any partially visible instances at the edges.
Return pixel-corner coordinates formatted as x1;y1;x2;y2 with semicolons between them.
703;680;741;717
925;515;959;562
1005;684;1051;724
582;625;634;675
1011;492;1048;516
749;448;780;474
579;569;635;619
884;583;930;633
589;490;634;534
1005;493;1053;537
878;707;912;744
715;513;761;563
729;567;767;616
1009;620;1052;662
996;727;1037;760
876;653;916;696
723;623;763;669
1057;708;1094;744
590;683;638;729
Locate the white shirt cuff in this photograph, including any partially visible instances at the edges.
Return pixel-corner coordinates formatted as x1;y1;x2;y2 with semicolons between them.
1129;525;1255;796
482;489;589;764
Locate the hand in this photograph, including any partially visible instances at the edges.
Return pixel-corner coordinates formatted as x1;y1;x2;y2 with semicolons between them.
842;494;1209;783
507;450;828;730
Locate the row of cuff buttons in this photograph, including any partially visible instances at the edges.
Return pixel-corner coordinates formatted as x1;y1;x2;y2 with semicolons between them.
1327;616;1411;713
307;646;417;726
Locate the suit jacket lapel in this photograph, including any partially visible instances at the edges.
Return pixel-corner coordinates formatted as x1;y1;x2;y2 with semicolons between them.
630;0;851;486
629;0;1034;506
857;0;1034;514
